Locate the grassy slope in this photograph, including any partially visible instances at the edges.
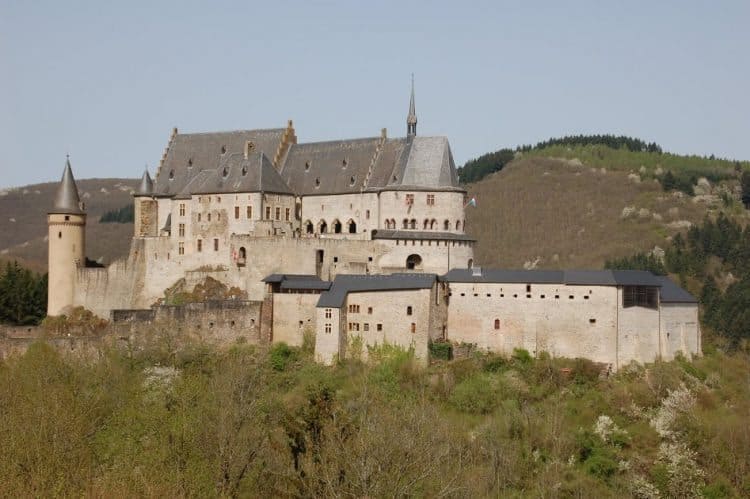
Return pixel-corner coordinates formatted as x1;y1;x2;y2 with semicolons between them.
0;178;139;272
465;155;748;270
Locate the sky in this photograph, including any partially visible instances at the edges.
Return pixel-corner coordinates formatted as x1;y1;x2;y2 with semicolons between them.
1;0;748;188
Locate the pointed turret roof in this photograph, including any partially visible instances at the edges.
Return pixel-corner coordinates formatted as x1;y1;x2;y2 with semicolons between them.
407;74;417;137
51;156;84;214
137;168;154;195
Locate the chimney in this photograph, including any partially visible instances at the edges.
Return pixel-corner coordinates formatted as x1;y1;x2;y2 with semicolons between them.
244;141;254;159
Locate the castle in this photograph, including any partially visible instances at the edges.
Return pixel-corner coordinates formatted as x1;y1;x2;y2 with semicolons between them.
47;85;701;369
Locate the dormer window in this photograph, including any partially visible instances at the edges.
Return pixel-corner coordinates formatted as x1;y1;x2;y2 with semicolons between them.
222;167;229;178
315;177;320;188
305;161;311;172
169;169;175;180
221;145;226;154
349;176;356;186
187;158;193;168
342;158;348;168
241;166;247;176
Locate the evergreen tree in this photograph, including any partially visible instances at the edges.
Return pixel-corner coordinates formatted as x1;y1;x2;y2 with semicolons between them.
661;170;676;191
741;170;750;209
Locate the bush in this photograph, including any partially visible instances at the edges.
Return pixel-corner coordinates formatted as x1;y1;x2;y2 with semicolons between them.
512;348;533;365
428;341;452;361
584;454;618;479
269;342;296;371
448;373;498;414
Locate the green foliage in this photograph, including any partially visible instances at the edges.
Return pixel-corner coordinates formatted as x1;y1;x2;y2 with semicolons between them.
0;343;748;496
0;261;47;325
269;342;297;371
741;170;750;209
458;148;515;184
428;340;452;360
99;204;134;223
520;134;662;154
448;373;498;414
511;347;533;364
605;252;667;275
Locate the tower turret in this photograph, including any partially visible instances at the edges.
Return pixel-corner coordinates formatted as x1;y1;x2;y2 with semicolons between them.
407;74;417;137
47;156;86;316
133;167;158;237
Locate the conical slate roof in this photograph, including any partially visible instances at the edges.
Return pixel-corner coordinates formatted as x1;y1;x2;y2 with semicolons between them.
136;169;153;195
51;157;84;214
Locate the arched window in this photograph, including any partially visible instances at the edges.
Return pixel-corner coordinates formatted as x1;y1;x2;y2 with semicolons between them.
237;247;247;267
430;219;437;230
423;219;429;230
319;220;328;234
390;219;396;229
444;220;450;230
347;219;357;233
402;219;409;229
305;221;314;234
455;220;460;230
406;254;422;270
494;319;500;330
333;219;342;234
409;219;416;229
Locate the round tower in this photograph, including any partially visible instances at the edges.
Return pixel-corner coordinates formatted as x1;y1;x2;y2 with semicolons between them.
47;156;86;316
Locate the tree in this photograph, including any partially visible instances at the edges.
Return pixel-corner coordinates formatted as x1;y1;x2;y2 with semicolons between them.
661;170;676;191
741;170;750;209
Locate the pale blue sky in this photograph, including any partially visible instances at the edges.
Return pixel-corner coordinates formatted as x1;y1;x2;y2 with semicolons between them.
1;0;748;188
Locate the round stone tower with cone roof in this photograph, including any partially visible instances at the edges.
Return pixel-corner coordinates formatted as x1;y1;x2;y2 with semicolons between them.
47;157;86;316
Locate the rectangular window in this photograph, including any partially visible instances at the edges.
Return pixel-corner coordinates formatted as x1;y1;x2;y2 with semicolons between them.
367;307;373;314
178;242;184;255
213;238;219;251
198;213;202;222
275;207;280;220
325;308;332;319
377;324;382;331
178;223;185;237
623;286;658;309
179;203;186;216
410;323;416;334
325;324;331;334
426;194;435;206
285;207;290;221
405;193;414;205
347;304;360;313
265;206;271;219
207;213;211;222
364;323;369;332
197;239;202;252
366;209;370;219
234;206;240;219
246;206;252;219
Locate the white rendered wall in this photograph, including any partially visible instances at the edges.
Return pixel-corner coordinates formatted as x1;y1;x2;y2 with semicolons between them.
659;303;701;360
300;193;379;238
378;190;466;234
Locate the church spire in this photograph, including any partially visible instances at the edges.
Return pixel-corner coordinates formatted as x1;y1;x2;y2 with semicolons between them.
52;156;84;214
407;74;417;137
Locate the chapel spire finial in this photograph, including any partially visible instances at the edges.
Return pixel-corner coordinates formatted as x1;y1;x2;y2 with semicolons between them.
52;156;84;214
407;74;417;137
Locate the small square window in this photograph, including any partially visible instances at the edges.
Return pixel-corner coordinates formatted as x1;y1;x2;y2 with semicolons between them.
377;324;382;331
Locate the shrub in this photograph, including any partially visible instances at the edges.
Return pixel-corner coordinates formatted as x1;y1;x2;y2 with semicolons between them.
584;454;618;479
448;373;498;414
269;342;296;371
512;348;533;365
428;341;452;361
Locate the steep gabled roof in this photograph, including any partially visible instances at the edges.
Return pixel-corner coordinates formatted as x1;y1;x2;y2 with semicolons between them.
176;152;292;196
154;128;286;196
384;136;462;191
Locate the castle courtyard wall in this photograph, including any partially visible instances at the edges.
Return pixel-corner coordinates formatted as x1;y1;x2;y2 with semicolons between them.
659;303;701;361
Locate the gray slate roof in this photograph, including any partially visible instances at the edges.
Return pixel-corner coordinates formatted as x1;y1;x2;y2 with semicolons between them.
51;158;84;214
136;169;153;195
261;273;332;291
373;229;476;242
317;273;437;308
176;152;292;196
443;269;663;287
386;136;460;190
154;129;285;196
655;276;698;303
